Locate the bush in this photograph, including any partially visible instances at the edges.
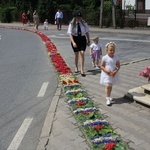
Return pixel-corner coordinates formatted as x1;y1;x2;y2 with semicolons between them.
127;19;135;27
103;1;112;27
85;9;99;26
0;7;17;23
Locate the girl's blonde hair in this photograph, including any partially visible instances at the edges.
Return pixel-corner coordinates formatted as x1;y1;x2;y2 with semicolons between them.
105;42;116;51
92;36;99;41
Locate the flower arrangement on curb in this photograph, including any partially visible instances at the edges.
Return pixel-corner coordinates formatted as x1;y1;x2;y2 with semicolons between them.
0;25;128;150
138;66;150;82
60;74;127;150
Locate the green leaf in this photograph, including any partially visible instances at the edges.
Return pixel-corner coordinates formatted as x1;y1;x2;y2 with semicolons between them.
89;112;94;118
115;143;127;150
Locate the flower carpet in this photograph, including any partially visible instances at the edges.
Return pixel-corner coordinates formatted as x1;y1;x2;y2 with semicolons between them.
0;25;128;150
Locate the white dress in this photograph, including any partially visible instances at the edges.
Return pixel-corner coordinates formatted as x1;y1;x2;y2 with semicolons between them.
43;21;48;29
100;54;120;85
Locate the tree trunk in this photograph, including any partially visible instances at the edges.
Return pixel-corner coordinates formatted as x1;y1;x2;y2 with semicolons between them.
112;0;116;28
99;0;104;28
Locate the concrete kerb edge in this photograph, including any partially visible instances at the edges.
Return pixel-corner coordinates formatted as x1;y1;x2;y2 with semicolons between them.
36;86;62;150
1;23;150;35
122;57;150;103
89;26;150;35
120;57;150;66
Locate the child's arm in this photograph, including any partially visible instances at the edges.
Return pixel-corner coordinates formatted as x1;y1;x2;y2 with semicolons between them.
89;47;92;56
100;48;102;55
110;60;120;77
100;60;111;75
69;34;77;48
116;60;120;70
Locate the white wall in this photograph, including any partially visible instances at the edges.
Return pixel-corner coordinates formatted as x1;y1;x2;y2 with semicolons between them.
146;0;150;9
122;0;135;10
122;0;150;10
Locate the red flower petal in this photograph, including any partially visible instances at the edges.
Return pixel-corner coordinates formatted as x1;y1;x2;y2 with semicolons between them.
104;142;116;150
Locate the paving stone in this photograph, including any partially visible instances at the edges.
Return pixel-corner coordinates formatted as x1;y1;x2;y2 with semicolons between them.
125;134;145;146
138;142;150;150
115;128;130;138
47;96;90;150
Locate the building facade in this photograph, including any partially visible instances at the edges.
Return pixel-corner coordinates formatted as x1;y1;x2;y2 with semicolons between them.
122;0;150;10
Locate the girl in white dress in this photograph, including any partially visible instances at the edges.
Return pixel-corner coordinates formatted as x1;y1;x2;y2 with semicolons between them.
43;19;48;30
100;42;120;106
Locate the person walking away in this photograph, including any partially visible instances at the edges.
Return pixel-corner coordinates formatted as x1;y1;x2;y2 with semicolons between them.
100;42;120;106
26;10;31;26
22;12;27;26
35;13;39;30
67;10;90;77
33;10;37;27
43;19;48;30
55;9;63;30
89;36;102;69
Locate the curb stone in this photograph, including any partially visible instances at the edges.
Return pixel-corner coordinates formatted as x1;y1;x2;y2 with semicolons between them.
36;86;62;150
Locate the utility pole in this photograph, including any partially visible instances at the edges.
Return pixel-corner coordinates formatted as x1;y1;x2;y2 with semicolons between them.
99;0;104;28
112;0;116;28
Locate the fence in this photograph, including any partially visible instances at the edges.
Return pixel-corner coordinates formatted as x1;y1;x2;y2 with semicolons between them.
124;10;150;27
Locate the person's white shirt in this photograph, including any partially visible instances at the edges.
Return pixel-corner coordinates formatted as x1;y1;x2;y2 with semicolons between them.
43;21;48;30
55;11;63;20
67;21;89;36
90;43;102;51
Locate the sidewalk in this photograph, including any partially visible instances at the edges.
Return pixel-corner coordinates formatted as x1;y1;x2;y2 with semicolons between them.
1;22;150;35
1;22;150;150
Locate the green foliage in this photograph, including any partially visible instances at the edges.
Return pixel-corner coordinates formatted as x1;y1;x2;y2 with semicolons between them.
37;0;50;23
0;7;17;23
75;111;102;122
0;0;130;28
85;9;99;25
116;4;125;28
0;0;15;8
126;4;134;11
103;0;112;27
15;0;31;12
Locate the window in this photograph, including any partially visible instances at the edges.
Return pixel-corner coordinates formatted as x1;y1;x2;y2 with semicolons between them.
137;0;145;10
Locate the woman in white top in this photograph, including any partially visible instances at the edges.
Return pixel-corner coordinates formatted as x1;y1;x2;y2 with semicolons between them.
67;10;90;77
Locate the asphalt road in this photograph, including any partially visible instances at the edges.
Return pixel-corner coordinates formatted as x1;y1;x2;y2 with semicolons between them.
0;28;57;150
42;29;150;69
0;26;150;150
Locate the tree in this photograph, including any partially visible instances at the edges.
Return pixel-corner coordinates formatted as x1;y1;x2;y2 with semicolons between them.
15;0;32;12
0;0;15;7
37;0;55;23
112;0;116;28
99;0;104;28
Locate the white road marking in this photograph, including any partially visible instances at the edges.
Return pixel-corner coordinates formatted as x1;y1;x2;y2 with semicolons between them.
0;35;1;40
37;82;49;97
48;35;150;43
7;118;33;150
48;35;69;38
98;37;150;43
